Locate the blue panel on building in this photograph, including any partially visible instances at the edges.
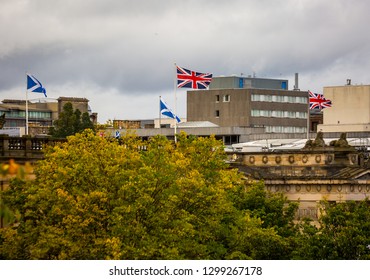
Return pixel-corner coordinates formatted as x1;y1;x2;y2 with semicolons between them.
239;78;244;88
281;81;287;89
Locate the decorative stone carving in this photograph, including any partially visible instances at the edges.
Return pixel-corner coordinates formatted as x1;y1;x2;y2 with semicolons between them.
262;155;268;164
303;131;326;149
329;132;351;148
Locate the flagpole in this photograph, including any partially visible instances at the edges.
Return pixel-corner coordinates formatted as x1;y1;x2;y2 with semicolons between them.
159;96;162;132
26;74;29;135
307;91;310;140
174;63;177;143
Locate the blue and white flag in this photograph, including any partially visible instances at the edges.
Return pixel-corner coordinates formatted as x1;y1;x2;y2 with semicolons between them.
160;97;181;123
27;74;47;97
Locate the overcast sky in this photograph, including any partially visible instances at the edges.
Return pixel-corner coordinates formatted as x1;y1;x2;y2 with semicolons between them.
1;0;370;123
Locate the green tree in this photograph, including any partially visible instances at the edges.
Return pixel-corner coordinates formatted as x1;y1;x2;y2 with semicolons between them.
231;181;298;237
293;200;370;259
81;112;95;131
225;180;299;259
0;131;233;259
0;131;303;260
73;108;82;132
50;102;94;138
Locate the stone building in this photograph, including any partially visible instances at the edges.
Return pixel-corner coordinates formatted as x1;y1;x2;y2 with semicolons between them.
228;133;370;221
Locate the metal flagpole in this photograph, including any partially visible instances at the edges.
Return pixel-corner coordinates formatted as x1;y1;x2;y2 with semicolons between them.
26;73;29;135
307;92;310;140
174;63;177;143
159;96;162;132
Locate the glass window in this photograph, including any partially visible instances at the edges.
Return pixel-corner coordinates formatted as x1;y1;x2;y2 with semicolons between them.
251;110;259;117
251;94;259;101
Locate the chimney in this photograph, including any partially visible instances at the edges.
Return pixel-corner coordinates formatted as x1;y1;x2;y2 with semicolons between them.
294;73;300;91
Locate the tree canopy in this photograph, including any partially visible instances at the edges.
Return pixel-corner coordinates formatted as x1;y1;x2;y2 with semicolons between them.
292;199;370;260
49;102;94;138
0;131;300;260
1;130;369;260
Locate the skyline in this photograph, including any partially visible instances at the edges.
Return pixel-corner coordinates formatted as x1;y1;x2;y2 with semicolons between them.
1;0;370;123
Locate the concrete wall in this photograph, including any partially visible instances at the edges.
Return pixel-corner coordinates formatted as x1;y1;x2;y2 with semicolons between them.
187;89;251;127
319;85;370;132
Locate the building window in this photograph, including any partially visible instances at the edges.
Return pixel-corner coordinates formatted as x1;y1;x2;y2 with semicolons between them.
252;109;306;119
265;126;307;133
252;94;307;104
223;95;230;102
215;95;220;102
215;110;220;117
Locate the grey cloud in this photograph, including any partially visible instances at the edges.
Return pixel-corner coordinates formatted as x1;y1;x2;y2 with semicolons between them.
1;0;370;122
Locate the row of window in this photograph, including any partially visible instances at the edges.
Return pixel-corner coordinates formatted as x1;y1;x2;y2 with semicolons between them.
0;110;52;119
251;110;307;119
251;94;307;104
214;94;308;104
265;126;307;133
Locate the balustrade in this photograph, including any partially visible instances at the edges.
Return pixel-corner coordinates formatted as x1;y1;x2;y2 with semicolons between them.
0;136;65;162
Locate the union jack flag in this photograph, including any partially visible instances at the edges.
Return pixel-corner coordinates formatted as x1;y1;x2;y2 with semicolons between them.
309;90;332;110
176;65;212;89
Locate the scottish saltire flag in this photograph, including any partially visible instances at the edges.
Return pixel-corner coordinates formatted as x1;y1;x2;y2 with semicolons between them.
160;97;181;123
309;90;332;110
27;74;47;97
177;65;212;89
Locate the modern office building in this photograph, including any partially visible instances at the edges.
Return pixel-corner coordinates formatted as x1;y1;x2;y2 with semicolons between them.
0;99;56;128
0;97;97;136
187;88;309;133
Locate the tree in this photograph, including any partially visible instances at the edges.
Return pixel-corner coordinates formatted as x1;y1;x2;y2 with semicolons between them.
81;112;95;131
230;181;299;237
0;131;305;260
50;102;94;138
225;180;299;259
0;131;230;259
293;200;370;260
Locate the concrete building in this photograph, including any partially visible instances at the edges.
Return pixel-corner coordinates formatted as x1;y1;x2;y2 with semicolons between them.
318;84;370;133
187;88;309;133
